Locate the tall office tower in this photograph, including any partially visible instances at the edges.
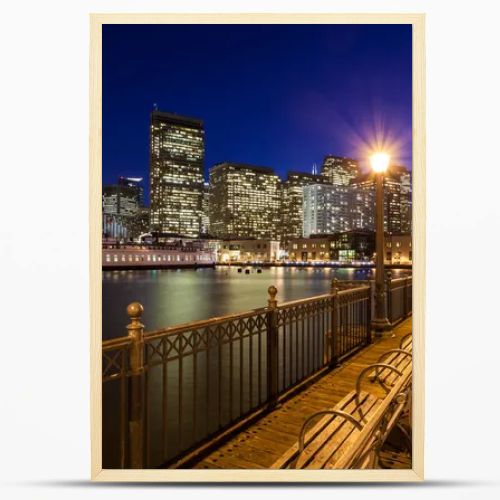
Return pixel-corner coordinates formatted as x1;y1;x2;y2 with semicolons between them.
302;183;353;237
200;181;210;235
150;111;204;237
350;181;375;232
350;173;402;234
118;176;145;207
209;162;281;239
390;165;412;233
320;155;360;186
280;171;325;243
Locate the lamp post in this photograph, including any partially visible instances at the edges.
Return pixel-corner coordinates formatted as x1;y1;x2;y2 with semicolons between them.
370;152;391;333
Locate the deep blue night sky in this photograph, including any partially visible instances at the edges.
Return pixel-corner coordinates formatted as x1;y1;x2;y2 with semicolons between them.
103;24;412;204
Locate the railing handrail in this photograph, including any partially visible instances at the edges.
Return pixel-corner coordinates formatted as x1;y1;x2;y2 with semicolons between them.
389;276;412;285
274;292;331;309
337;285;371;297
102;336;131;351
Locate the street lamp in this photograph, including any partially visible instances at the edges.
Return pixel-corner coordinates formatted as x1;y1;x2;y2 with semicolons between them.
370;152;391;333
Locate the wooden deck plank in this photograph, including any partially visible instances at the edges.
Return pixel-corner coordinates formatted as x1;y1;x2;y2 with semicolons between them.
189;318;412;470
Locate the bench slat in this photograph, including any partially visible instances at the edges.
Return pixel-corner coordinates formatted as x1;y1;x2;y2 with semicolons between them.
302;394;380;469
324;397;385;469
294;391;375;468
400;334;412;351
384;357;412;386
371;345;412;385
269;390;360;469
334;368;412;469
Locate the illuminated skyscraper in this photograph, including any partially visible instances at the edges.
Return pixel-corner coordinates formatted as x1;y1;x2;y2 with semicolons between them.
302;183;353;237
351;173;402;234
209;162;281;239
280;171;324;243
150;111;204;237
321;155;359;186
390;165;412;233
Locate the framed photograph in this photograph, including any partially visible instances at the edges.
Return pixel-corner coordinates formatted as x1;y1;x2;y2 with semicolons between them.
90;13;425;482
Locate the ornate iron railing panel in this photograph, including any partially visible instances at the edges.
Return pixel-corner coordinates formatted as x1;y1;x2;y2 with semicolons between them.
275;294;332;393
102;339;131;468
335;287;372;361
141;309;269;467
387;277;412;325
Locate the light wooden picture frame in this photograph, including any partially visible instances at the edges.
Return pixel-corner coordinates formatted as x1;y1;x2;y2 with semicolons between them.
90;12;425;482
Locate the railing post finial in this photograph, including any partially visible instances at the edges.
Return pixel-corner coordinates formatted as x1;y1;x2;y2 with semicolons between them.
268;285;278;309
331;278;339;295
127;302;144;330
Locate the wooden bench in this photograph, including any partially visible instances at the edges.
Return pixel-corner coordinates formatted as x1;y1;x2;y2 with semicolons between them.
369;333;412;391
271;339;412;469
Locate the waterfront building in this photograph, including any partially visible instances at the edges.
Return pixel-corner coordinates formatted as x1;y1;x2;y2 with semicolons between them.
385;233;412;265
329;230;375;262
287;235;334;262
102;241;216;269
320;155;360;186
350;173;402;235
150;111;205;237
280;171;325;244
219;239;280;263
209;162;281;239
287;230;374;263
302;183;353;237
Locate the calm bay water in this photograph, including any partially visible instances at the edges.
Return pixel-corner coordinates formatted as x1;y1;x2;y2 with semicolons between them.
102;266;407;340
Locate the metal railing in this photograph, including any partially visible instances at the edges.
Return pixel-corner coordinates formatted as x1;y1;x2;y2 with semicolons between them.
102;281;372;469
386;276;413;325
335;275;413;327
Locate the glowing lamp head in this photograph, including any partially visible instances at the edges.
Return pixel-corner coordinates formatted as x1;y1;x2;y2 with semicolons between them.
370;152;390;173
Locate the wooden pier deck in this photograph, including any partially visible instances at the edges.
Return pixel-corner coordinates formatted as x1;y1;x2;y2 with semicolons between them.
191;317;412;469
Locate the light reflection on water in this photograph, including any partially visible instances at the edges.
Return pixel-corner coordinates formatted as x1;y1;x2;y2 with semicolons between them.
102;266;407;340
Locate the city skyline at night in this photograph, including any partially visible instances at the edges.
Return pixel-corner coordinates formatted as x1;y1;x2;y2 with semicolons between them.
103;24;412;204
